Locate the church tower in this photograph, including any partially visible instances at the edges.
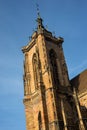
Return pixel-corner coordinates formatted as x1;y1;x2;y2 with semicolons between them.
22;14;86;130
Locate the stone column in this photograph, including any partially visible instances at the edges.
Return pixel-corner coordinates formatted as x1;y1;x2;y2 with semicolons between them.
61;98;68;130
73;87;85;130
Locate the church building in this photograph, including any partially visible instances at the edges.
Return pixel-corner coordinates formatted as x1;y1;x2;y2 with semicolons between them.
22;14;87;130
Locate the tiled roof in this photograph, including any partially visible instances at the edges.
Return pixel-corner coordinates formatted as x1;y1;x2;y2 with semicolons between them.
70;69;87;94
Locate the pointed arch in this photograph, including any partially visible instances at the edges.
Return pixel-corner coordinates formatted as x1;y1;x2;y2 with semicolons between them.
49;49;59;87
32;53;39;89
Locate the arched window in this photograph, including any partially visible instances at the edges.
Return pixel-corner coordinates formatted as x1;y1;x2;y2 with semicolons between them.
32;53;39;89
49;49;59;87
38;111;42;130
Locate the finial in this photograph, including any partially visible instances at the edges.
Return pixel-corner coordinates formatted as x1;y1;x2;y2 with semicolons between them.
46;25;48;30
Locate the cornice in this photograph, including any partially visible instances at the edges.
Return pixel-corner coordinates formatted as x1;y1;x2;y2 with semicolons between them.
22;29;64;53
22;39;36;53
45;35;64;45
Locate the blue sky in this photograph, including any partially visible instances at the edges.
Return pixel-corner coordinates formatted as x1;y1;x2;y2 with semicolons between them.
0;0;87;130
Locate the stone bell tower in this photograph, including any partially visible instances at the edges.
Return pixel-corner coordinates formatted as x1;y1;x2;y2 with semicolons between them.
22;14;86;130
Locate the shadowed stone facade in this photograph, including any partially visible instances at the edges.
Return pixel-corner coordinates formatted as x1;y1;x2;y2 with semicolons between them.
71;69;87;109
71;69;87;128
22;15;87;130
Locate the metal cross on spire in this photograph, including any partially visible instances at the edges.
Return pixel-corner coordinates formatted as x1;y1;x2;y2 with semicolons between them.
36;3;44;33
36;3;41;18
